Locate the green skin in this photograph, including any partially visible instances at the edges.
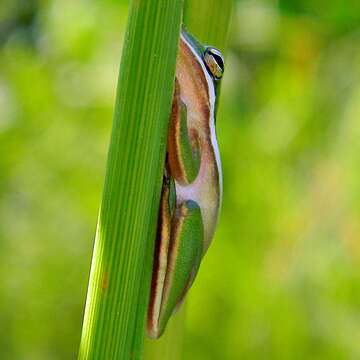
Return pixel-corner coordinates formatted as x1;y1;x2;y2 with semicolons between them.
147;29;224;339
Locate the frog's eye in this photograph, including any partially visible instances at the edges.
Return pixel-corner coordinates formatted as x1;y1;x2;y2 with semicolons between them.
203;47;224;80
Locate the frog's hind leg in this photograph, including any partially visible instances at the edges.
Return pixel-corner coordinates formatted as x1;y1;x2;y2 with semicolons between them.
157;199;204;337
147;175;173;339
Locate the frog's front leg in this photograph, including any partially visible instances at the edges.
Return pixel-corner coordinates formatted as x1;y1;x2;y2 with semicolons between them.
147;175;203;339
167;79;201;185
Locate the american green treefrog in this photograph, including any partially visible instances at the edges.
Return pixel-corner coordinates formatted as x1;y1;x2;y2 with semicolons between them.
147;29;224;339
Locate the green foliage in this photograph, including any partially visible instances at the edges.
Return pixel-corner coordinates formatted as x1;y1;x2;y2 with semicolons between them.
1;0;360;359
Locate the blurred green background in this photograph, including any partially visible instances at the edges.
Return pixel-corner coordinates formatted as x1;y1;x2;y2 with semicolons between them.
1;0;360;359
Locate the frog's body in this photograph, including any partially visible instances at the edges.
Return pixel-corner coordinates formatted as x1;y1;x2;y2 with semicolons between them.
147;30;224;339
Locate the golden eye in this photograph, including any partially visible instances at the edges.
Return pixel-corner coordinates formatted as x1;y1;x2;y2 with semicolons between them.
203;47;224;80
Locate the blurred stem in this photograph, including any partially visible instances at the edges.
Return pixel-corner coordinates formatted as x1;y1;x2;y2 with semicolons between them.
144;1;233;359
144;307;185;360
78;1;182;359
184;0;234;52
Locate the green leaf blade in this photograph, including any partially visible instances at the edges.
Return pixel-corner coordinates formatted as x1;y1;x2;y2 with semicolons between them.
78;1;182;359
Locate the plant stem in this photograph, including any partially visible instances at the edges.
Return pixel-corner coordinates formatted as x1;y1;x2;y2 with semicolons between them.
78;1;182;359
